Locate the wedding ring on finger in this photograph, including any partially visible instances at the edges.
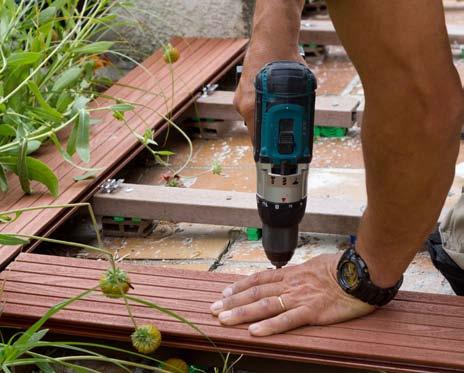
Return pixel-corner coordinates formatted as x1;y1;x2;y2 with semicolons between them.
277;295;287;312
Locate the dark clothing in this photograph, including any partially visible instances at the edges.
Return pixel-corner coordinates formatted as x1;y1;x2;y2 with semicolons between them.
427;230;464;296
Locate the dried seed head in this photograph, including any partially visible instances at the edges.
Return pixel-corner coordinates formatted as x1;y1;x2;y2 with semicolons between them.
131;324;162;354
99;267;131;298
163;43;180;64
162;358;189;373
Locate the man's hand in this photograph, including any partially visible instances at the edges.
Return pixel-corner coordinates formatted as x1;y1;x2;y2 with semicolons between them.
210;254;375;336
234;0;305;142
234;48;305;140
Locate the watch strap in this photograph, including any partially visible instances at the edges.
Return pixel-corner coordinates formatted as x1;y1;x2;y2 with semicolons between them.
337;247;403;307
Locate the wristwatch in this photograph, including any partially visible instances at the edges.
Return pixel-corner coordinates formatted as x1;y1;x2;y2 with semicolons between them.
336;247;403;306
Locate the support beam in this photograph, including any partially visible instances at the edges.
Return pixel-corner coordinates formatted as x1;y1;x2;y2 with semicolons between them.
300;20;464;46
92;183;361;235
186;90;361;128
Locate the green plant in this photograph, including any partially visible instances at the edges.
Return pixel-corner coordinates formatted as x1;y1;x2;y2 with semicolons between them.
0;203;242;372
0;0;195;196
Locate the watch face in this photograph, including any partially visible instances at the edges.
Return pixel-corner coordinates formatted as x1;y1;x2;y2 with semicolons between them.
340;261;360;289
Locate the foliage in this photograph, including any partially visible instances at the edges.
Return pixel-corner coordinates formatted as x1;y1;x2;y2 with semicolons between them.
0;0;124;195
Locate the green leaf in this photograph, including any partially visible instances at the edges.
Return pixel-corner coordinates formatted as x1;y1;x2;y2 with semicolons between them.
38;6;56;24
76;109;90;163
52;67;82;92
0;166;8;192
4;140;41;155
0;234;29;245
7;52;41;67
56;90;73;113
26;329;48;345
34;362;54;373
0;123;16;137
29;107;63;123
156;150;175;156
110;103;134;112
50;133;103;172
72;96;90;112
17;139;30;195
28;81;63;121
73;171;97;181
0;156;59;197
66;122;78;156
74;41;114;55
0;211;22;223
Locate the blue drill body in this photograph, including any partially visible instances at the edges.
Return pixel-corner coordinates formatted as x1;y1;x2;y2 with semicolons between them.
254;61;317;268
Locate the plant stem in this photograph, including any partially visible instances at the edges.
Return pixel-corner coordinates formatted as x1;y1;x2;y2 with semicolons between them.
0;202;103;249
23;351;169;372
8;233;112;257
122;295;138;329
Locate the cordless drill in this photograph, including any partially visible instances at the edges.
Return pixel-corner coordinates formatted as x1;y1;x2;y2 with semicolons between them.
254;61;317;268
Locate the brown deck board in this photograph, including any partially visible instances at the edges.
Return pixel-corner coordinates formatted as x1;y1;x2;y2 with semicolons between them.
1;253;463;372
3;39;241;234
0;38;221;215
0;37;248;267
0;37;189;209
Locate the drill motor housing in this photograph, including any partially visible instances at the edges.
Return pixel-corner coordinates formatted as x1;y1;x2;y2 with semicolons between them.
254;61;317;268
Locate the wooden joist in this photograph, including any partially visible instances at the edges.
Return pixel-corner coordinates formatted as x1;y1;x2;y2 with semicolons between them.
186;91;361;128
0;37;248;268
300;19;464;45
91;163;463;236
92;183;361;235
2;252;464;372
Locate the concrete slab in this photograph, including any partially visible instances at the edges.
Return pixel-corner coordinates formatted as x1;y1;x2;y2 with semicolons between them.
104;222;234;260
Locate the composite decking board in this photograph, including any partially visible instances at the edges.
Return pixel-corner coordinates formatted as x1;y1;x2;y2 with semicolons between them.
0;37;197;217
14;253;464;307
5;290;464;357
0;38;248;267
5;278;464;341
5;265;464;332
12;254;464;310
9;255;464;315
187;91;361;127
18;40;242;242
3;299;464;370
5;306;460;373
0;38;239;214
5;277;464;345
0;37;191;211
6;269;464;336
0;38;209;266
3;39;245;236
299;19;464;45
91;183;361;235
0;38;222;219
16;252;240;282
2;254;464;371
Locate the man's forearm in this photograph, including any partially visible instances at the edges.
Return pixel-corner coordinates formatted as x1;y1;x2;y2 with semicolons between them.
235;0;305;138
250;0;304;55
327;0;464;288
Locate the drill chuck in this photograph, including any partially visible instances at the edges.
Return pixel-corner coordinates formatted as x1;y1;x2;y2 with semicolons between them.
254;61;316;268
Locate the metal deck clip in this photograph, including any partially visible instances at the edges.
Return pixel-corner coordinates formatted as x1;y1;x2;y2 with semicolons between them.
100;179;124;194
201;83;219;97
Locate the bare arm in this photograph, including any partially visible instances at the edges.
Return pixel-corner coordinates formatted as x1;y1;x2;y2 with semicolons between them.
211;0;464;336
327;0;464;287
